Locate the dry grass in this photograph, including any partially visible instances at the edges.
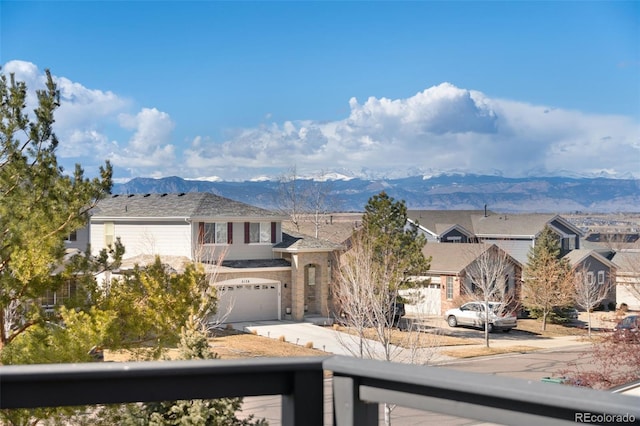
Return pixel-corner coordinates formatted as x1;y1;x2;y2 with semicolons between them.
333;325;475;348
105;329;327;362
514;319;590;337
441;345;542;358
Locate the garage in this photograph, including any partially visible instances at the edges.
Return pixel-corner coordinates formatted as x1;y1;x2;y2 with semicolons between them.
212;278;281;323
401;280;442;316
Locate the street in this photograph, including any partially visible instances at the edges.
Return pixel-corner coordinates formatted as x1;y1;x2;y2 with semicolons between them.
439;345;594;381
240;345;595;425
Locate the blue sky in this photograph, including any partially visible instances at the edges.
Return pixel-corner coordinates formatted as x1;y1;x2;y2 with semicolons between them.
1;1;638;181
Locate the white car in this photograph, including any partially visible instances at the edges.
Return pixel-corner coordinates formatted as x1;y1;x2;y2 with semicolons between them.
444;301;517;332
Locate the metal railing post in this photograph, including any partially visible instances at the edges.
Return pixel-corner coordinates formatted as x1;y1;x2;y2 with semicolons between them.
333;375;378;426
281;368;325;426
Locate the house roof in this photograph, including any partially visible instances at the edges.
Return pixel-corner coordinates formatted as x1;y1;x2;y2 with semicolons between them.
563;249;617;270
407;210;490;236
283;220;360;246
611;250;640;274
471;213;561;237
92;192;285;220
422;243;498;274
408;210;582;239
273;231;344;252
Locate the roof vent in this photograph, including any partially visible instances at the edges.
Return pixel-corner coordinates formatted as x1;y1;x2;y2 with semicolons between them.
178;192;185;196
161;193;168;197
112;194;119;198
127;194;135;198
144;193;151;197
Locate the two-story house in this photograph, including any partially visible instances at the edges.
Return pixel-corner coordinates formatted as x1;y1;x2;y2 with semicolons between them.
85;192;342;323
407;209;584;265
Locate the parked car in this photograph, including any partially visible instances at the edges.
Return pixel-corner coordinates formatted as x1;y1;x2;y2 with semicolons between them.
444;301;517;332
613;315;639;344
615;315;639;333
389;302;406;327
555;306;579;321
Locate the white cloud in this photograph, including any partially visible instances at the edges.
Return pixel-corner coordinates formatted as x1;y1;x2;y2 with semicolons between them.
2;61;177;176
4;61;638;180
186;82;638;179
118;108;175;155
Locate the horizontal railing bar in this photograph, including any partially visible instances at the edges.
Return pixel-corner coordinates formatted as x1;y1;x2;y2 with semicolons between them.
1;357;328;409
324;356;640;424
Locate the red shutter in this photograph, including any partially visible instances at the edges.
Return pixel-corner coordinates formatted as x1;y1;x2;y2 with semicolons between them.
227;222;233;244
244;222;250;244
198;222;204;244
271;222;276;243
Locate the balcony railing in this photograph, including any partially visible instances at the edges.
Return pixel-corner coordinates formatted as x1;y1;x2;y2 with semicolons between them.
1;356;639;425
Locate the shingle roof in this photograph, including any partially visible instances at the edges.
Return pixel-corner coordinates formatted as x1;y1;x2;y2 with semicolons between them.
409;210;579;238
274;231;344;252
422;243;494;274
92;192;285;219
471;213;557;236
408;210;490;235
612;250;640;274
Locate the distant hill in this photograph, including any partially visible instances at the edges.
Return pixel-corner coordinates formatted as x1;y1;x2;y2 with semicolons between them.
112;174;640;213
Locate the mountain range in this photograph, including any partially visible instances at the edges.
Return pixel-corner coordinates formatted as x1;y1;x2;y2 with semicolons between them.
112;174;640;213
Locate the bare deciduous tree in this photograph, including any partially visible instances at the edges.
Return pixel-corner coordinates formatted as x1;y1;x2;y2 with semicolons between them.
334;232;438;425
572;264;615;338
463;244;518;347
277;166;306;232
277;167;338;237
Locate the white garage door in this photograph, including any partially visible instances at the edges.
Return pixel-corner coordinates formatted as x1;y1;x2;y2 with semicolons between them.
401;282;442;316
212;279;281;323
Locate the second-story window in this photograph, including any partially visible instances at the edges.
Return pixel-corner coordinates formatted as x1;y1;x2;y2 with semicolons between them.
249;222;270;243
65;230;77;242
200;222;228;244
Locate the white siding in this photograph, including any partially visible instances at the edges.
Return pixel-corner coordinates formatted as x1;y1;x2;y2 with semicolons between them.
194;222;278;262
617;282;640;311
91;220;192;258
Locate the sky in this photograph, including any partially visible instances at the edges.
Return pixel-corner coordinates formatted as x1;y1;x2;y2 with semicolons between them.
1;1;638;182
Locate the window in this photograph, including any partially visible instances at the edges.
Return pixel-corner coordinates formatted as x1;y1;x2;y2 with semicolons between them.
446;236;462;243
200;222;229;244
446;276;454;300
40;282;77;311
249;222;271;243
307;265;316;286
65;230;77;242
104;222;114;247
586;271;595;285
597;270;605;285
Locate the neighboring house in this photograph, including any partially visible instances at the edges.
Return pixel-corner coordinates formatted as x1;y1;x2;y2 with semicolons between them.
563;249;617;309
611;250;640;311
407;210;583;265
418;243;522;315
85;192;342;322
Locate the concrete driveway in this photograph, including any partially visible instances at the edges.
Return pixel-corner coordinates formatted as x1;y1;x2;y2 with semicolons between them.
230;320;400;359
230;316;592;364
